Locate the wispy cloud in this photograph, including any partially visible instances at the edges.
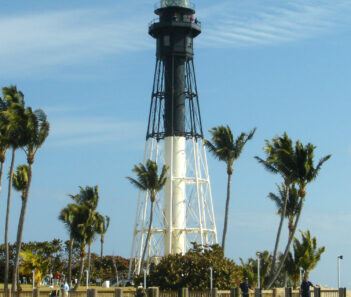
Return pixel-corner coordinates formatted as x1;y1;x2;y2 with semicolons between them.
1;0;351;76
0;8;152;76
198;0;351;47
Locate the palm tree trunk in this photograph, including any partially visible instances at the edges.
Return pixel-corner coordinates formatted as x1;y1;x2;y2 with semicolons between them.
4;148;16;297
0;161;4;194
266;198;304;289
112;257;118;282
87;243;91;284
100;237;104;259
73;247;85;291
68;235;73;286
12;163;33;293
268;186;290;282
222;172;232;253
141;201;154;268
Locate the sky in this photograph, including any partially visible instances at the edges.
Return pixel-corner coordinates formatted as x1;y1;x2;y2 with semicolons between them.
1;0;351;289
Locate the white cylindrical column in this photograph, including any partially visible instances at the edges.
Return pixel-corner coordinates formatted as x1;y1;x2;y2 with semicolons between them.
164;136;186;255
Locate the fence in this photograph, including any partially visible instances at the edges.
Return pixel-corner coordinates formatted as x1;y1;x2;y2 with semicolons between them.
0;287;347;297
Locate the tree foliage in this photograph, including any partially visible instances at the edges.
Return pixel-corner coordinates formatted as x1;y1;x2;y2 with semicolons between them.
240;251;272;288
19;249;50;288
135;243;242;290
205;126;256;252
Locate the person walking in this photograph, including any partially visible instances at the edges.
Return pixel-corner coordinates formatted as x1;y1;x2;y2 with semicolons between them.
240;278;251;297
301;275;314;297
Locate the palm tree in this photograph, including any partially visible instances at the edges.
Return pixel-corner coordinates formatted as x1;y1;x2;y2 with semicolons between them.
0;86;27;296
240;251;272;288
255;133;295;282
96;214;110;258
268;183;300;286
11;108;50;292
11;164;28;291
67;185;100;289
70;186;99;283
70;203;94;291
0;93;10;196
293;230;325;275
126;159;168;269
265;141;331;288
268;183;300;237
59;203;80;286
205;125;256;252
284;230;325;287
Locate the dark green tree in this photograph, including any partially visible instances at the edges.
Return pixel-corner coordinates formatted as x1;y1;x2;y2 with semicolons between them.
136;243;242;289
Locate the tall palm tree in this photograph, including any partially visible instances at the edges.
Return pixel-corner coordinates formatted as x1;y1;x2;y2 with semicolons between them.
0;92;10;196
0;86;27;296
96;214;110;258
265;141;330;288
126;159;168;268
59;203;80;286
11;108;50;292
205;125;256;252
255;133;295;281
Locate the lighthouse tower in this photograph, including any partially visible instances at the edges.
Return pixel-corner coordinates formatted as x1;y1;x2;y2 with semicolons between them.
129;0;217;276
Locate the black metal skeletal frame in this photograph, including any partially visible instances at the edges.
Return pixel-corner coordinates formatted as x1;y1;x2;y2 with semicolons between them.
146;4;204;141
146;58;204;141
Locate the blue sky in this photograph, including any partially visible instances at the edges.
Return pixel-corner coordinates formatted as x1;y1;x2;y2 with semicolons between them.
1;0;351;288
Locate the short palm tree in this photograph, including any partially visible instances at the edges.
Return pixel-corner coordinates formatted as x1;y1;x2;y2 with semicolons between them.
11;108;49;292
255;133;295;281
70;203;95;291
0;86;27;296
126;159;168;269
69;185;100;286
266;141;330;288
96;214;110;258
205;125;256;252
59;203;80;286
294;230;325;275
70;186;99;281
284;230;325;287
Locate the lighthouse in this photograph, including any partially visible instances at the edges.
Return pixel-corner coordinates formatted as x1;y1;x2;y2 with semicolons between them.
129;0;217;276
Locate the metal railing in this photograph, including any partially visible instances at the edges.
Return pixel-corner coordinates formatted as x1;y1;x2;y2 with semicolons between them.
154;0;195;10
148;17;201;27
